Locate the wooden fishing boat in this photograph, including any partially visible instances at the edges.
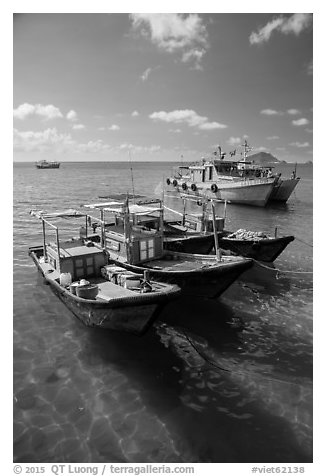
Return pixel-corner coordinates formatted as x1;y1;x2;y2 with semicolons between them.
163;197;295;262
166;141;299;206
83;199;253;298
35;160;60;169
29;210;181;335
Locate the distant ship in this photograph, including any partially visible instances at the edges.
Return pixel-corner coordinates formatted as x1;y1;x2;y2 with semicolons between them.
35;160;60;169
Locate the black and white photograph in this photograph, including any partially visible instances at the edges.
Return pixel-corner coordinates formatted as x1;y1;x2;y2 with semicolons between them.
12;5;315;471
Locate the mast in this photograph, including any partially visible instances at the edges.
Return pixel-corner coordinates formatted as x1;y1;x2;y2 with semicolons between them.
242;140;252;163
128;149;136;203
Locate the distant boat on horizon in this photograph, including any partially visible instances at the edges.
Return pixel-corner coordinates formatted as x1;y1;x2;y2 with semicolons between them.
35;160;60;169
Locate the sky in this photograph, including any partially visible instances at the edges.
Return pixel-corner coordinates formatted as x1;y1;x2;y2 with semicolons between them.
13;11;313;163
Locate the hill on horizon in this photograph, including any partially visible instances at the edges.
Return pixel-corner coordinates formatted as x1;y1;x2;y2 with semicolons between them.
248;151;285;164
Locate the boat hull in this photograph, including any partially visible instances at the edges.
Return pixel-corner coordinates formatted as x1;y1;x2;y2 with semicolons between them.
268;178;300;202
218;233;295;262
29;247;179;335
169;179;275;207
164;234;215;254
108;252;253;299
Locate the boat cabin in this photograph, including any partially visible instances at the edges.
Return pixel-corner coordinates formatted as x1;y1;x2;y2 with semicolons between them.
84;200;165;265
181;159;275;183
30;209;107;281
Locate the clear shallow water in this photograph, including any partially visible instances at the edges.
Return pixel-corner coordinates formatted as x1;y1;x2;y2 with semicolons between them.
13;161;313;463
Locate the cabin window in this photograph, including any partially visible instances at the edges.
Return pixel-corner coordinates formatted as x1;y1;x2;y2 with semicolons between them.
140;239;155;260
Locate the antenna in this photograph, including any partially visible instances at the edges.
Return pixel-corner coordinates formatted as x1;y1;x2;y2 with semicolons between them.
128;149;136;203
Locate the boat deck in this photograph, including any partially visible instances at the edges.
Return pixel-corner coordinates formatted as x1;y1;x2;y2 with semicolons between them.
95;280;137;300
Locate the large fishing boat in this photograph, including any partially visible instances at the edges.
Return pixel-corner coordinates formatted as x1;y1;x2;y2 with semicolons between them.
166;141;299;206
35;160;60;169
83;198;253;298
29;209;180;335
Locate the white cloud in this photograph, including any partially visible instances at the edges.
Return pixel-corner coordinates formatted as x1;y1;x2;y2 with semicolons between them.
13;103;63;121
169;129;182;134
267;135;280;140
117;143;161;153
292;118;309;126
289;141;310;148
78;140;111;153
141;67;153;81
130;13;208;68
255;146;268;152
260;109;283;116
72;124;85;130
14;127;113;154
227;137;242;146
250;13;312;45
131;110;139;117
149;109;227;130
287;109;301;115
13;127;74;152
66;110;78;121
108;124;120;131
307;59;313;75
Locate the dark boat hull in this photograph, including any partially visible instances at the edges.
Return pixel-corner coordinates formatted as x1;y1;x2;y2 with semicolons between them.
164;234;215;254
268;178;300;202
217;233;295;262
108;252;253;299
29;246;179;335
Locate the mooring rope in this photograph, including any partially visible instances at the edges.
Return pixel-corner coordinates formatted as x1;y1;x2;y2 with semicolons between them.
181;330;304;385
252;259;313;275
294;237;313;247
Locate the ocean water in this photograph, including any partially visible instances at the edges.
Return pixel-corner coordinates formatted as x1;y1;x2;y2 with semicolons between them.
13;161;313;463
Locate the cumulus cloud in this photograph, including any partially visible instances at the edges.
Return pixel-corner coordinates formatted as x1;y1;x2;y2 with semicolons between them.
149;109;227;130
169;129;182;134
287;109;301;115
289;141;310;148
306;59;313;75
292;118;309;126
267;135;280;140
14;127;113;154
227;137;242;146
131;110;139;117
108;124;120;131
66;110;78;121
130;13;208;68
118;143;161;153
260;109;283;116
250;13;312;45
13;127;74;152
141;67;153;81
78;140;111;153
72;124;85;130
13;103;63;121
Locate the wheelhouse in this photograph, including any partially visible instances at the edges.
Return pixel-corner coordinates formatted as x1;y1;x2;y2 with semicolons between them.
84;199;165;265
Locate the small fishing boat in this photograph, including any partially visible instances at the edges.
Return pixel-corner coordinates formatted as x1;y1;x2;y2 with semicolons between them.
29;209;181;335
35;160;60;169
163;197;295;262
83;199;253;298
166;141;299;206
